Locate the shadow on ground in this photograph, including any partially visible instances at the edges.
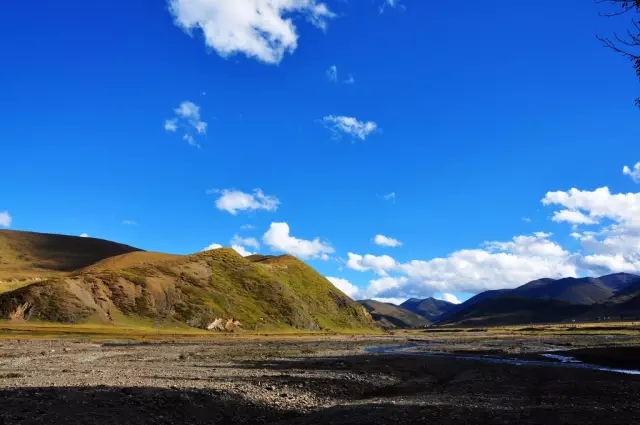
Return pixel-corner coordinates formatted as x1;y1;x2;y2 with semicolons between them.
2;354;640;424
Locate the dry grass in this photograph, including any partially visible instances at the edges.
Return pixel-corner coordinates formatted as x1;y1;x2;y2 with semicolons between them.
84;251;181;272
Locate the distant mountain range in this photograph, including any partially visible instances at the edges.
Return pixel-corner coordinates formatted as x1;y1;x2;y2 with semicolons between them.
357;297;456;329
437;273;640;326
360;273;640;328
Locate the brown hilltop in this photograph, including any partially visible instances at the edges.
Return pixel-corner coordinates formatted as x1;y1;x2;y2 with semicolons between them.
0;230;375;332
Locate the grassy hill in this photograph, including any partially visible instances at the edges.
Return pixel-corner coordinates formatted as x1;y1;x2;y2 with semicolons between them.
358;299;431;329
0;229;140;281
400;297;456;321
0;230;375;332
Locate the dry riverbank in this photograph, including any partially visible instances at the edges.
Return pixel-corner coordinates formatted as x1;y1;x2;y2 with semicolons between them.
0;334;639;424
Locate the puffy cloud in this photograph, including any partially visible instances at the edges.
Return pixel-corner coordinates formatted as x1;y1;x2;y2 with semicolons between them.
211;189;279;215
263;222;334;259
326;276;360;298
322;115;379;141
168;0;335;65
347;232;577;301
80;233;89;238
542;186;640;274
440;293;461;304
623;162;640;183
164;119;177;132
326;65;337;82
346;253;397;276
551;209;597;225
231;234;260;249
202;242;254;257
231;245;255;257
0;211;11;228
373;234;402;248
344;74;355;85
165;101;208;148
202;243;223;251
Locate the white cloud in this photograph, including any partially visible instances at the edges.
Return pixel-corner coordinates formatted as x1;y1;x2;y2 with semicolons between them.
240;224;256;230
231;244;255;257
212;189;280;215
522;217;532;223
326;276;360;298
202;242;254;256
326;65;337;82
122;220;137;225
380;192;396;203
322;115;379;141
202;243;223;251
168;0;335;65
373;234;402;248
440;293;461;304
348;232;577;301
344;74;355;85
231;234;261;249
80;233;89;238
542;186;640;274
263;222;334;259
164;119;177;132
379;0;403;14
165;101;208;148
551;209;597;225
346;253;397;276
0;211;11;228
623;162;640;183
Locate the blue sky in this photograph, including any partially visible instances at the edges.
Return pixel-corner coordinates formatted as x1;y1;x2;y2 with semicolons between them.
1;0;639;304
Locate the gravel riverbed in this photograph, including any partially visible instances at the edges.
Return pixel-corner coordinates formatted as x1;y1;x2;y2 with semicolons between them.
0;335;639;424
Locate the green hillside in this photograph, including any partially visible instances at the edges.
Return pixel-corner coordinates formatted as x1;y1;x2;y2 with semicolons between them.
0;231;375;332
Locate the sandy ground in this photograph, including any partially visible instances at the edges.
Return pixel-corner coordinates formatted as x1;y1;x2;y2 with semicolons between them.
1;334;640;424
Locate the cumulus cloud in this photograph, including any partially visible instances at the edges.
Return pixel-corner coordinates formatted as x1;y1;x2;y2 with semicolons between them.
326;65;337;82
551;209;597;225
373;234;402;248
165;101;208;148
211;189;280;215
168;0;335;65
623;162;640;183
326;276;360;298
202;242;254;257
322;115;379;141
202;243;223;251
164;119;177;132
348;231;577;301
263;222;334;259
542;186;640;274
0;211;11;228
231;245;255;257
80;233;89;238
346;253;397;276
440;293;461;304
231;234;261;249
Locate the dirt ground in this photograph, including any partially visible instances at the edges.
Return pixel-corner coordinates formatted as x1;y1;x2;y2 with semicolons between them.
1;334;640;424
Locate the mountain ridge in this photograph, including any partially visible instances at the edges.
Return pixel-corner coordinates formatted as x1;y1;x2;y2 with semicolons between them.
0;230;375;332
